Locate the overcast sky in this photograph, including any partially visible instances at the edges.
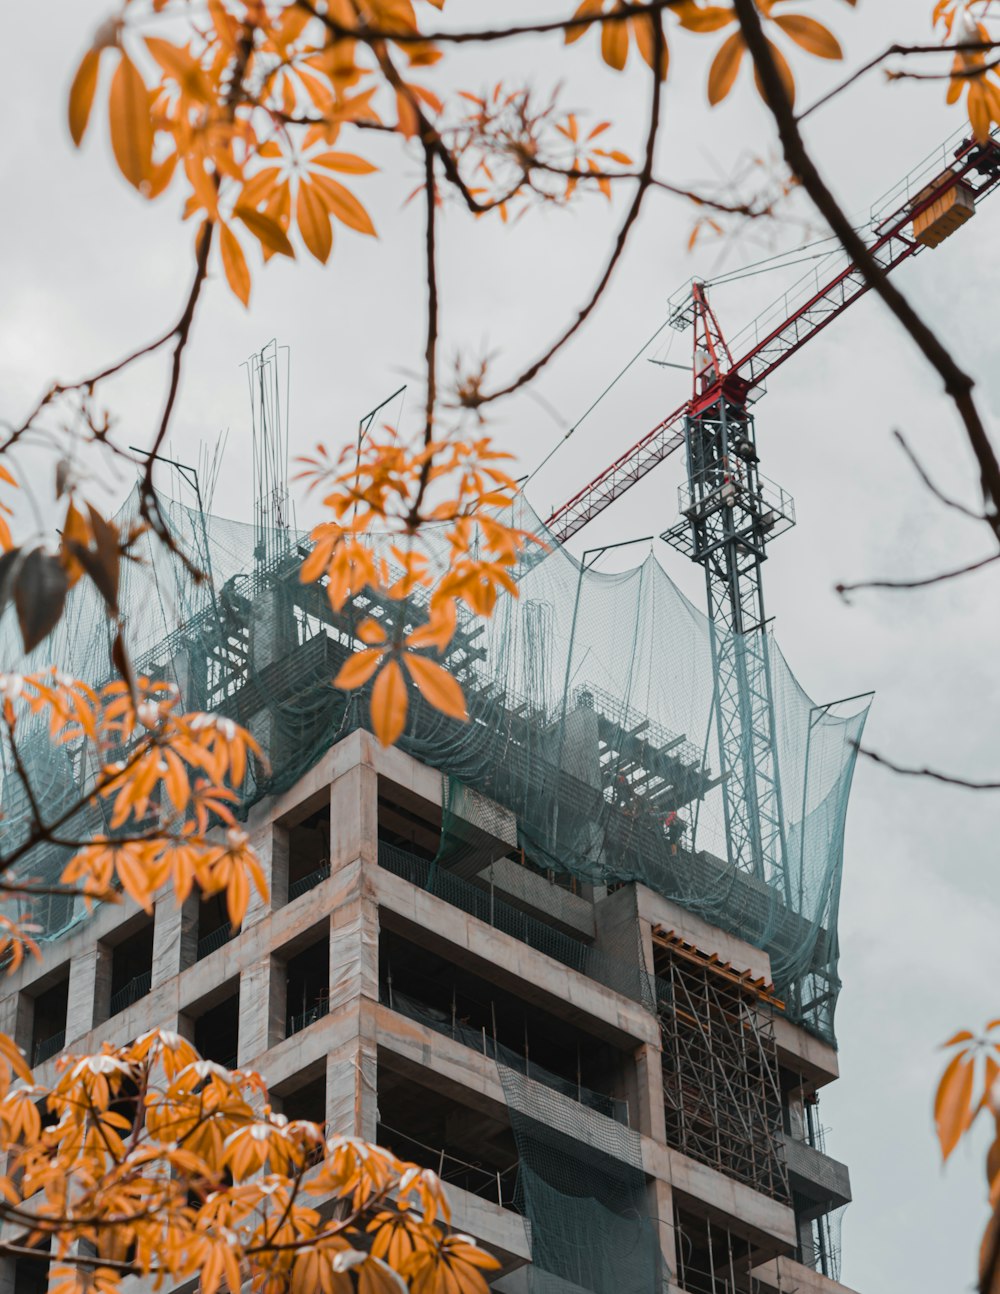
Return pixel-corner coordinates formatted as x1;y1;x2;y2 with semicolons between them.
5;3;1000;1291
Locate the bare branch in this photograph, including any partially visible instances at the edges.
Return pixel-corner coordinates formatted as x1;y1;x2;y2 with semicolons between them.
893;429;987;521
858;744;1000;790
137;219;215;572
799;38;1000;121
836;551;1000;595
475;19;666;407
308;1;684;49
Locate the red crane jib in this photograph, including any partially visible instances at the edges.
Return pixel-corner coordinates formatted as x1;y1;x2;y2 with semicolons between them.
545;133;1000;545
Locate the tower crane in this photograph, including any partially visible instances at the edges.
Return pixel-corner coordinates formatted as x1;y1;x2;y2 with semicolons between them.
543;126;1000;896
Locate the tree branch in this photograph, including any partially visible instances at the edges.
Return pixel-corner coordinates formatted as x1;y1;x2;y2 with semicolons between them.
893;428;986;521
731;0;1000;529
836;550;1000;595
858;744;1000;789
475;18;666;407
309;1;684;48
799;38;1000;121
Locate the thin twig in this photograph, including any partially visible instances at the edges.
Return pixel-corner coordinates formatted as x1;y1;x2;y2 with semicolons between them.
477;18;666;407
307;0;684;49
137;220;215;569
799;38;1000;121
836;551;1000;595
893;429;986;521
858;744;1000;790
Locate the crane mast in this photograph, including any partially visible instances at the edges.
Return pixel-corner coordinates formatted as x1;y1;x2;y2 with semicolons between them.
543;125;1000;895
661;285;795;887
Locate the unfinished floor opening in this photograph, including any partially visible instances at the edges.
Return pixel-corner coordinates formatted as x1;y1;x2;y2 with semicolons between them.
287;804;331;901
30;973;68;1067
191;986;240;1070
107;919;154;1018
379;929;631;1124
284;931;330;1037
376;1061;519;1211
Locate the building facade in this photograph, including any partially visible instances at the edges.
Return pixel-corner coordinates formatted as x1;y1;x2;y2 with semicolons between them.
0;727;857;1294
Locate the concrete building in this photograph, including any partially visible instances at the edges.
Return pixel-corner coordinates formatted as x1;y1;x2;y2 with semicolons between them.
0;489;868;1293
0;723;857;1294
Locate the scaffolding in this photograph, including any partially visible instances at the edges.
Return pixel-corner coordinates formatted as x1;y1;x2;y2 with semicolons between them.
654;930;788;1204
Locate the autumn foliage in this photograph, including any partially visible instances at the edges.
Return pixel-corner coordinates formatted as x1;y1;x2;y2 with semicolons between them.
2;0;999;1289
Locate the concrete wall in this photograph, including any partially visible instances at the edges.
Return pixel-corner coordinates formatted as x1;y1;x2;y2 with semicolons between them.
0;731;856;1293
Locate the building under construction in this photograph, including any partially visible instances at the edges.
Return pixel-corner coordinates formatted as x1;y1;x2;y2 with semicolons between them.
0;471;866;1294
6;120;996;1294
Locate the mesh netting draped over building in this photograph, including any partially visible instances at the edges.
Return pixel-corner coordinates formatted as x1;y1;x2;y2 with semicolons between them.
0;486;868;1046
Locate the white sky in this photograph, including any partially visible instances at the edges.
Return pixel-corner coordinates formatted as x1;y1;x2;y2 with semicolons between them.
4;3;1000;1291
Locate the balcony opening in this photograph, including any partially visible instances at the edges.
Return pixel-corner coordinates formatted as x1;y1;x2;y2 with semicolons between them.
285;933;330;1037
673;1207;759;1294
377;1060;519;1211
196;890;235;961
108;920;154;1017
30;974;68;1067
193;988;240;1071
13;1240;51;1294
379;930;630;1125
377;778;441;863
274;1068;327;1166
288;804;331;902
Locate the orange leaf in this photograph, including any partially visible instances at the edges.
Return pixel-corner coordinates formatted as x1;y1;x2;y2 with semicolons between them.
708;31;744;105
69;48;102;146
334;648;384;691
108;53;153;191
297;178;333;263
601;17;629;71
310;173;376;236
677;4;735;33
370;658;408;746
219;223;251;306
403;653;468;722
311;151;378;175
566;0;604;45
935;1049;976;1160
235;205;295;259
357;617;387;645
773;14;843;61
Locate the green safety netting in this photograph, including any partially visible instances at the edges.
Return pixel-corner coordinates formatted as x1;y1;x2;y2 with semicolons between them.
498;1066;662;1294
0;484;868;1048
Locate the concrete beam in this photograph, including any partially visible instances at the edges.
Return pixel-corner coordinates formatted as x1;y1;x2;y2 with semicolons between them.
781;1135;852;1210
773;1015;839;1088
754;1255;861;1294
483;858;596;940
375;867;657;1051
634;883;772;984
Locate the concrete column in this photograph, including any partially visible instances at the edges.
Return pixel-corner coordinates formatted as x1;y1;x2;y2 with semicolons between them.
66;944;112;1041
238;955;285;1065
325;876;379;1139
649;1177;677;1287
151;891;198;987
0;987;33;1054
247;820;289;919
634;1041;666;1142
329;738;378;870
